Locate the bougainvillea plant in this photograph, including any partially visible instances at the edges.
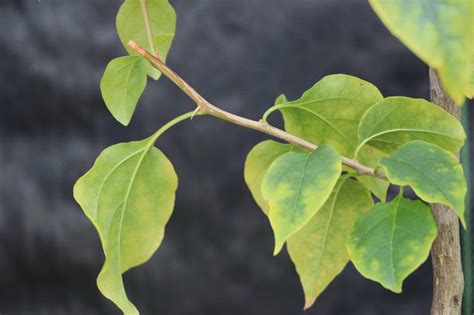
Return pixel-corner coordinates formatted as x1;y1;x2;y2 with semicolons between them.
73;0;473;314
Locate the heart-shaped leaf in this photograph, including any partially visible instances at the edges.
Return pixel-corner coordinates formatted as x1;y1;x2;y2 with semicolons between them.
73;138;178;315
273;74;388;200
347;194;437;293
288;176;373;309
279;74;383;157
262;144;342;255
357;97;466;155
380;140;467;227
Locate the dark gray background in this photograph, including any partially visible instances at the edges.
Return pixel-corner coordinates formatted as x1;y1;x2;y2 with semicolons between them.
0;0;472;314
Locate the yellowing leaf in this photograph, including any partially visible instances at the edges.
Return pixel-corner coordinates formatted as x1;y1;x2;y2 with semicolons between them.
73;138;178;315
287;176;373;309
273;74;388;199
100;56;148;126
369;0;473;104
244;140;294;215
347;194;437;293
261;144;342;255
380;140;467;227
357;97;466;155
116;0;176;80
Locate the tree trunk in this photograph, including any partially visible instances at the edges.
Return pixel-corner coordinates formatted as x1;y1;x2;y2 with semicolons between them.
429;68;465;315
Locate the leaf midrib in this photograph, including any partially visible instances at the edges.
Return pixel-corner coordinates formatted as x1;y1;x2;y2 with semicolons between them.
357;128;462;154
121;58;142;114
94;148;146;222
287;154;312;229
388;195;402;288
311;177;349;282
116;140;155;269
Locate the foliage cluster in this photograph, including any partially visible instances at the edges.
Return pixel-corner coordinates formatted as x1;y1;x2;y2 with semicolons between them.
73;0;473;313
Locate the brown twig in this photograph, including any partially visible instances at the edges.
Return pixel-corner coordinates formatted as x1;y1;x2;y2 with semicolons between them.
128;40;387;180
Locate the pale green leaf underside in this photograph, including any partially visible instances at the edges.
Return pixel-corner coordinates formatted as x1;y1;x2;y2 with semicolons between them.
101;56;148;126
116;0;176;80
73;138;178;315
244;140;294;215
380;140;467;227
288;176;373;309
261;144;342;255
275;74;388;200
369;0;473;104
347;195;437;293
357;97;466;155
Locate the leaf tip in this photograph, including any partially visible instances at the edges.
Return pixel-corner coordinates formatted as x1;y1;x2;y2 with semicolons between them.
274;94;289;105
390;284;403;294
273;241;284;256
303;298;316;310
117;116;132;127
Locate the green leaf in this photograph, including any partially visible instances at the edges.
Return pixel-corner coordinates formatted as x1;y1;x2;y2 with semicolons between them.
272;74;388;199
154;33;175;61
100;56;148;126
116;0;176;80
380;140;467;227
347;194;437;293
73;138;178;315
244;140;294;215
279;74;383;157
357;97;466;155
287;176;373;309
261;144;342;255
369;0;473;104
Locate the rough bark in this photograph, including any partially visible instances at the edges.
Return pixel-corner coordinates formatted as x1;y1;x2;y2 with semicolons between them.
429;68;464;315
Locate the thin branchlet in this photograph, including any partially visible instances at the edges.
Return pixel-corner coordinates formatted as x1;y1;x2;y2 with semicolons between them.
128;40;387;180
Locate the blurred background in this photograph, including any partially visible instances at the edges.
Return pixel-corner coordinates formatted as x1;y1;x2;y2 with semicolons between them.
0;0;472;314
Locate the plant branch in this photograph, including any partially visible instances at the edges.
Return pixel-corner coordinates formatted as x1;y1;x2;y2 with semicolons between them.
128;40;387;180
140;0;156;55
